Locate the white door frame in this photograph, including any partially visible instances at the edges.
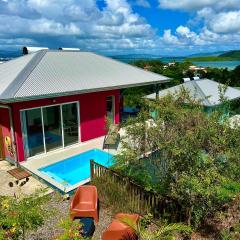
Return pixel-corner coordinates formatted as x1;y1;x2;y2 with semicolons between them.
20;101;81;160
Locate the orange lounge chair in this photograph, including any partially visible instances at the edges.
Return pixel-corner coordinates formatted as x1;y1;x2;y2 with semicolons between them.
102;219;138;240
102;213;140;240
70;185;99;223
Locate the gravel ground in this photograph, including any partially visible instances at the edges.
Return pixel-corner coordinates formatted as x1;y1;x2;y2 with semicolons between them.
27;193;113;240
0;160;49;197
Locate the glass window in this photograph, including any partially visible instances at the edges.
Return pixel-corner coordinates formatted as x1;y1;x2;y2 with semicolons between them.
106;96;115;123
21;102;80;159
43;105;63;152
21;108;45;158
62;103;79;147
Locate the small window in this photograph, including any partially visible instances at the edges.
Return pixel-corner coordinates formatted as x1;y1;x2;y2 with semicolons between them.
106;96;115;123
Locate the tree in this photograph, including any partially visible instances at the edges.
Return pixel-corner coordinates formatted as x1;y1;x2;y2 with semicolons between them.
232;65;240;87
205;66;240;87
115;90;240;227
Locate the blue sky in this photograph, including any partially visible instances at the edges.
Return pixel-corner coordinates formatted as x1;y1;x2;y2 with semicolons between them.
0;0;240;56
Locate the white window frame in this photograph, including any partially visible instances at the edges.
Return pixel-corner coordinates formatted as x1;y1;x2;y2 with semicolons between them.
20;101;80;160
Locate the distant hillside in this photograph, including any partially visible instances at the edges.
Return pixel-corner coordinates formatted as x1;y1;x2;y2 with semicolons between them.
186;50;240;62
112;51;236;63
219;50;240;59
187;51;225;58
186;56;235;62
111;54;186;63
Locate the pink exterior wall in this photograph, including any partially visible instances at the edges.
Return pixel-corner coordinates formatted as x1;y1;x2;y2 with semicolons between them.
0;108;15;161
10;90;120;162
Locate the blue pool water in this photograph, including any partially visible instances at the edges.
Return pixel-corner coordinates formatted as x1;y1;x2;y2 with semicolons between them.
39;149;113;187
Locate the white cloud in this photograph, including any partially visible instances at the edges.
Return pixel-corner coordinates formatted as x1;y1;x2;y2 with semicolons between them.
159;0;240;12
207;11;240;34
29;19;82;35
159;0;218;11
133;0;151;8
162;29;181;45
176;26;195;38
0;0;155;53
1;0;240;55
0;15;82;36
162;26;207;46
161;24;240;52
158;0;240;53
159;0;240;35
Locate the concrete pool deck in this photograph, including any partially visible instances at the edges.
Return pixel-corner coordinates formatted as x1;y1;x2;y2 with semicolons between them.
20;136;118;193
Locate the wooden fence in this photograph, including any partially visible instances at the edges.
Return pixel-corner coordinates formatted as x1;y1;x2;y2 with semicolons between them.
90;160;184;222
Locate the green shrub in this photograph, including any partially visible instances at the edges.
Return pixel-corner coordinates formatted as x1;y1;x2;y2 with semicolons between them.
220;227;240;240
0;190;51;240
115;90;240;227
216;181;240;203
56;218;89;240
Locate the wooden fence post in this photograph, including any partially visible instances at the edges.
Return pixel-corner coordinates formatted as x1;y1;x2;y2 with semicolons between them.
90;160;94;179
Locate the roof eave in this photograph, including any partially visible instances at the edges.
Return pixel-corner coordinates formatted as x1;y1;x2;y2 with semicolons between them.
0;78;171;103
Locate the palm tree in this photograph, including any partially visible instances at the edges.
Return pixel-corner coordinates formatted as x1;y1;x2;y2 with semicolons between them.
119;216;191;240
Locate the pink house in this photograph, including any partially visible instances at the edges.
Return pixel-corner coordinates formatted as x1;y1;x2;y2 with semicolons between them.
0;48;169;164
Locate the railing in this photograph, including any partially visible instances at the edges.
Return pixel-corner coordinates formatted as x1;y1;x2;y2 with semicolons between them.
90;160;184;222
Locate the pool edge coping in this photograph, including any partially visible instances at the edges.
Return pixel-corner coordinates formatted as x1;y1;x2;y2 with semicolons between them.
20;147;115;193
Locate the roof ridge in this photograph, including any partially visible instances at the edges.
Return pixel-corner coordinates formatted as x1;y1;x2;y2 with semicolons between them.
192;80;211;106
0;50;47;99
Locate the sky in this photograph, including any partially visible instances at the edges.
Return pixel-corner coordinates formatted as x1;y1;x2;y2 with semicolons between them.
0;0;240;56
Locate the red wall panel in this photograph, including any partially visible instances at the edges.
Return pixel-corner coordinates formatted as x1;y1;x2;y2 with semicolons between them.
10;90;120;162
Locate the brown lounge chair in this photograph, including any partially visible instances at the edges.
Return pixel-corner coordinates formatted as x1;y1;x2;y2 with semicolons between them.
70;185;99;223
102;213;140;240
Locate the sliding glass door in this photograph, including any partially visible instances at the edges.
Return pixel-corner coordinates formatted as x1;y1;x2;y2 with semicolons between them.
21;108;45;158
21;102;79;159
62;103;79;147
43;106;63;152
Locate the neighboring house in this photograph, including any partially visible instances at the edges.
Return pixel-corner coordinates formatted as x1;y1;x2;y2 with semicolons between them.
0;48;169;163
145;78;240;117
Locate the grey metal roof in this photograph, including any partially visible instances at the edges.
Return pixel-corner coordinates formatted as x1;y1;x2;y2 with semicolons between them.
0;50;170;102
145;79;240;106
0;52;38;99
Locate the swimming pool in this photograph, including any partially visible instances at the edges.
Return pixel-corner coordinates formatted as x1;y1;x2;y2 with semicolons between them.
39;149;113;188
